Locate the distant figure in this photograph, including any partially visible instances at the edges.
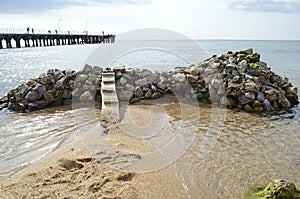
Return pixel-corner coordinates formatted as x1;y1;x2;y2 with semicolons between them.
55;30;58;34
48;30;51;34
27;27;30;34
68;31;70;35
31;28;34;34
102;31;104;36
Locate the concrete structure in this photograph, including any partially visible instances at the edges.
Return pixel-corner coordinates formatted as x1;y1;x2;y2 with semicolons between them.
0;33;115;49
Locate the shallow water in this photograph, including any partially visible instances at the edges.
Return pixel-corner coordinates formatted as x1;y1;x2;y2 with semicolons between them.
0;40;299;198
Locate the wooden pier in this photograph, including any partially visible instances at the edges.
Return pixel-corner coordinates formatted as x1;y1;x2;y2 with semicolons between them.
0;33;116;49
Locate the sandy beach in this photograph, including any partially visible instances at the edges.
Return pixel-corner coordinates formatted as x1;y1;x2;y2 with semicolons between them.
0;98;189;199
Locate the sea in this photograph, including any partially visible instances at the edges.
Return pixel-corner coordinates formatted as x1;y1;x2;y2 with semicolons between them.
0;40;299;198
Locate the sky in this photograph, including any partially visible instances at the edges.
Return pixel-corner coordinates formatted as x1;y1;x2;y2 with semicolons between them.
0;0;300;40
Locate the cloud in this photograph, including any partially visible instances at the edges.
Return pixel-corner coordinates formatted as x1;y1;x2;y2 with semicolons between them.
225;0;300;13
0;0;151;14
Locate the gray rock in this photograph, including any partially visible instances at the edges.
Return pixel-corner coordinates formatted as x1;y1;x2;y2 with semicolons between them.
244;48;253;55
239;95;252;105
77;74;88;82
135;87;144;98
43;91;55;102
229;57;237;64
244;104;253;112
129;97;140;104
147;74;159;83
245;81;259;94
286;86;298;95
140;69;152;78
204;68;218;75
151;92;161;99
187;74;198;83
83;64;93;72
54;71;65;81
257;92;265;102
150;84;157;92
145;89;153;98
118;90;133;101
113;66;126;73
19;85;31;96
35;84;47;98
262;99;272;111
120;77;127;85
93;66;103;74
135;78;148;87
55;77;67;90
79;91;93;103
173;73;186;83
125;84;135;92
232;70;240;77
25;91;40;101
28;101;48;110
245;92;255;101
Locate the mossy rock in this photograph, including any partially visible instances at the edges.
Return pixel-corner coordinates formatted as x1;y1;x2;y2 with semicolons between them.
244;180;300;199
249;63;260;70
239;53;261;63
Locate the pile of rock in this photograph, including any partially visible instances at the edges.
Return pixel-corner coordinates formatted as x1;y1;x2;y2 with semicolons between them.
0;48;298;113
0;65;103;112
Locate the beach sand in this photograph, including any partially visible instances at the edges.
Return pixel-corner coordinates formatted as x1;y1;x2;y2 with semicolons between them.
0;97;189;199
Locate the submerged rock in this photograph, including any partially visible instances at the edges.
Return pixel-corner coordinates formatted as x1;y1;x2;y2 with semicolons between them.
244;179;300;199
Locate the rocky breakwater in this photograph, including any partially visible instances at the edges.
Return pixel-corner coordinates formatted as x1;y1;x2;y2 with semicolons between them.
115;48;299;113
0;48;299;114
0;65;104;112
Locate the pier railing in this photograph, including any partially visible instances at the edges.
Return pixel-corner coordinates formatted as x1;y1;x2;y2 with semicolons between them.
0;28;115;49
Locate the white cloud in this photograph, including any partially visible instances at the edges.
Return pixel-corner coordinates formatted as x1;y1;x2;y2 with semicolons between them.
225;0;300;13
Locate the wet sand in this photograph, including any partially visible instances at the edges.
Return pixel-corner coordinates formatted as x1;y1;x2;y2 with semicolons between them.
0;140;188;199
0;95;189;199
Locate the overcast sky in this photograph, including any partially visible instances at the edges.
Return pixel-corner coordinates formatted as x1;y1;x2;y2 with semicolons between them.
0;0;300;40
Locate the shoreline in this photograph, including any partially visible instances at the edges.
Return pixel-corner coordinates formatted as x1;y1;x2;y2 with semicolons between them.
0;136;188;199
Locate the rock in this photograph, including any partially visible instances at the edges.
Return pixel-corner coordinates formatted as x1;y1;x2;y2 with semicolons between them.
129;97;140;104
0;103;8;110
252;100;262;108
79;91;93;103
0;96;8;104
232;70;240;77
286;94;299;106
244;104;253;112
43;91;55;102
244;179;300;199
140;69;152;78
239;95;252;105
262;99;272;111
34;84;47;98
145;89;153;98
83;64;93;72
19;85;31;96
54;70;65;81
119;77;127;85
286;86;298;95
257;92;265;102
204;68;218;75
77;74;88;82
135;78;148;87
187;74;198;83
245;92;255;101
93;66;103;74
173;73;186;83
115;71;123;79
245;81;259;94
229;57;237;64
28;101;48;110
244;48;253;55
278;95;291;108
226;97;236;107
113;65;126;73
151;92;161;99
125;84;135;92
25;91;40;101
135;87;144;98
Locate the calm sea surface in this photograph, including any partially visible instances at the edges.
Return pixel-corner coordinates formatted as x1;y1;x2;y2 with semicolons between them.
0;40;299;198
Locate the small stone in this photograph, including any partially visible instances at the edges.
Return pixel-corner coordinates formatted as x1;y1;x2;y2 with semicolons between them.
125;84;135;92
135;78;148;87
286;86;298;95
119;77;127;85
239;95;252;105
244;48;253;55
83;64;93;72
245;92;255;101
25;91;40;101
28;101;48;110
129;97;140;104
113;66;126;73
44;91;54;102
252;100;262;108
187;74;198;83
244;104;253;112
262;99;272;111
173;73;186;83
232;70;240;77
135;87;144;98
151;92;161;99
257;92;265;102
79;91;93;103
19;85;31;96
145;89;153;98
